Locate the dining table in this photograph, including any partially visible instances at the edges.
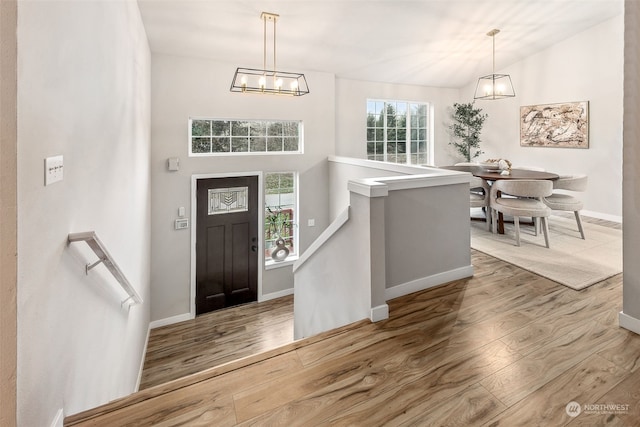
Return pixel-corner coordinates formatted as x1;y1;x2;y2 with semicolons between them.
441;165;559;234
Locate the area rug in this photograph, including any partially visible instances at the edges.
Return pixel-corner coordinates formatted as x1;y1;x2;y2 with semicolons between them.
470;215;622;290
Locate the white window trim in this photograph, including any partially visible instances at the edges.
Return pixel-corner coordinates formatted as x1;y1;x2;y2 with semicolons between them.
188;117;304;156
264;171;299;269
366;99;431;165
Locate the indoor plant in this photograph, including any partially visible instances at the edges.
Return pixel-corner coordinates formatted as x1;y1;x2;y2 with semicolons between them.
448;101;488;162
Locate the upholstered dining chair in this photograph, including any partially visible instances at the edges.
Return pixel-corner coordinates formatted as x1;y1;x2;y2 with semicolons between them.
469;176;491;230
490;179;553;247
543;174;588;239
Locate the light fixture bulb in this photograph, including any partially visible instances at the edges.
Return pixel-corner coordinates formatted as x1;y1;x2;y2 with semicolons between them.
275;78;283;90
259;76;266;90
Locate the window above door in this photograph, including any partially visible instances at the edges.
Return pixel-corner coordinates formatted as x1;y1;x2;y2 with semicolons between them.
189;118;303;156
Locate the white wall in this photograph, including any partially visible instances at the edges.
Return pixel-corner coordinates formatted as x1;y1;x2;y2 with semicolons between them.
621;0;640;333
150;53;335;322
464;15;623;219
17;1;151;424
335;78;461;166
293;196;375;340
1;1;17;425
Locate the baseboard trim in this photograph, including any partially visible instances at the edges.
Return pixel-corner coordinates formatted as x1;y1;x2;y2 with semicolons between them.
50;408;64;427
260;288;294;302
579;210;622;224
149;312;192;329
135;326;151;392
370;304;389;322
385;265;474;301
619;311;640;335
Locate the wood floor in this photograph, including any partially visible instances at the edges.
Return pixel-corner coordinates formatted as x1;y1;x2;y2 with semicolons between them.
67;216;639;426
140;295;294;389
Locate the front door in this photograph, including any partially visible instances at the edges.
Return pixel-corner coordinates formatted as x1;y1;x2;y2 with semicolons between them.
196;176;258;315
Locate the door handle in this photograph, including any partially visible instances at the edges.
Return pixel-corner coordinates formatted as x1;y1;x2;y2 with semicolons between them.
251;245;258;252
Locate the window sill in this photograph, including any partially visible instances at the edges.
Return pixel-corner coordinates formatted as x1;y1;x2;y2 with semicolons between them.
265;256;299;270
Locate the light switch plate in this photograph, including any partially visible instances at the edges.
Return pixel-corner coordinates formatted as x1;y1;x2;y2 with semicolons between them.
45;155;64;186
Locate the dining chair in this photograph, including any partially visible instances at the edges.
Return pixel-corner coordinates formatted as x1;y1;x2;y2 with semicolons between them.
490;179;553;247
469;176;491;230
543;174;588;239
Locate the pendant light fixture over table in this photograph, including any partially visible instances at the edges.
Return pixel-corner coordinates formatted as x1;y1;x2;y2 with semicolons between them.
230;12;310;96
474;29;515;100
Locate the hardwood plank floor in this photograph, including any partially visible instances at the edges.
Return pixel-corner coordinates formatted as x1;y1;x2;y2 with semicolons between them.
68;217;639;426
140;294;294;389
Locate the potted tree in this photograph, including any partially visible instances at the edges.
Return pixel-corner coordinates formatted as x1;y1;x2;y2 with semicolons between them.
448;102;488;162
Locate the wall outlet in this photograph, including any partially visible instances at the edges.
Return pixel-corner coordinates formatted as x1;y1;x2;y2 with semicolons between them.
44;155;64;186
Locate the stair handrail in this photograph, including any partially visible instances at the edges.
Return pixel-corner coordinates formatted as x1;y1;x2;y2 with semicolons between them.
68;231;143;306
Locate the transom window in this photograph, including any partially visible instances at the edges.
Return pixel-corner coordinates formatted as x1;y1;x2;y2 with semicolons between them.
264;172;297;265
189;118;302;156
366;100;430;165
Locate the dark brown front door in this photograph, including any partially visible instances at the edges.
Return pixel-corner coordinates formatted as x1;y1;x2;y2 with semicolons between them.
196;176;258;315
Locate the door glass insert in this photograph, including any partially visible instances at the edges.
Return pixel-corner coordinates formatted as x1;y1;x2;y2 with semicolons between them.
208;186;249;215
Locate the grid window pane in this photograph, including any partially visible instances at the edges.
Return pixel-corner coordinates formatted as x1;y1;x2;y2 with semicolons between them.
365;100;430;165
267;138;283;152
192;137;211;153
265;172;297;262
190;119;301;155
232;121;249;136
192;120;210;136
212;137;229;153
231;137;249;152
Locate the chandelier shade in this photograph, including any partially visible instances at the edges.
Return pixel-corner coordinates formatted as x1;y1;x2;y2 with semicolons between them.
230;68;309;96
474;73;515;100
230;12;309;97
474;29;515;100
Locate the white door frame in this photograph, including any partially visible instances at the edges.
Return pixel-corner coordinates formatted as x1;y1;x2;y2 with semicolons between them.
190;171;264;319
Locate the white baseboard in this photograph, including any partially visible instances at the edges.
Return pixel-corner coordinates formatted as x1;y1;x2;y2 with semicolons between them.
260;288;294;302
385;265;474;301
619;311;640;335
579;210;622;224
135;325;151;392
50;408;64;427
149;291;293;329
371;304;389;322
149;312;192;329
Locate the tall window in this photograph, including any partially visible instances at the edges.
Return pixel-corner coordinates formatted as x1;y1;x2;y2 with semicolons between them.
189;118;302;156
366;100;429;164
264;172;297;264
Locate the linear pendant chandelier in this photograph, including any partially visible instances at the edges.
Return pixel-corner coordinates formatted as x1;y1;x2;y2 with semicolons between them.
230;12;309;96
474;29;515;100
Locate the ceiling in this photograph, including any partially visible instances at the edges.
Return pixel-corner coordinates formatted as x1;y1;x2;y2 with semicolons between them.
137;0;623;88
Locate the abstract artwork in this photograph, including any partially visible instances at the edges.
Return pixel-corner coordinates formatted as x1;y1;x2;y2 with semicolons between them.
520;101;589;148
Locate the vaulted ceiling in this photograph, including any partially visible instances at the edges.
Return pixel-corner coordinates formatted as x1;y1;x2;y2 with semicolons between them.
137;0;623;88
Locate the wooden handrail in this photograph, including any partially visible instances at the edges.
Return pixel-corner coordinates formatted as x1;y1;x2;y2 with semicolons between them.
68;231;143;306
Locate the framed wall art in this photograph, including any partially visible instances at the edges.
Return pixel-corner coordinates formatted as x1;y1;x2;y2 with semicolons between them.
520;101;589;148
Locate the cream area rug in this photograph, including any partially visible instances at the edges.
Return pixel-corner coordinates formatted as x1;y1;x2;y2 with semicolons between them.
470;215;622;290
